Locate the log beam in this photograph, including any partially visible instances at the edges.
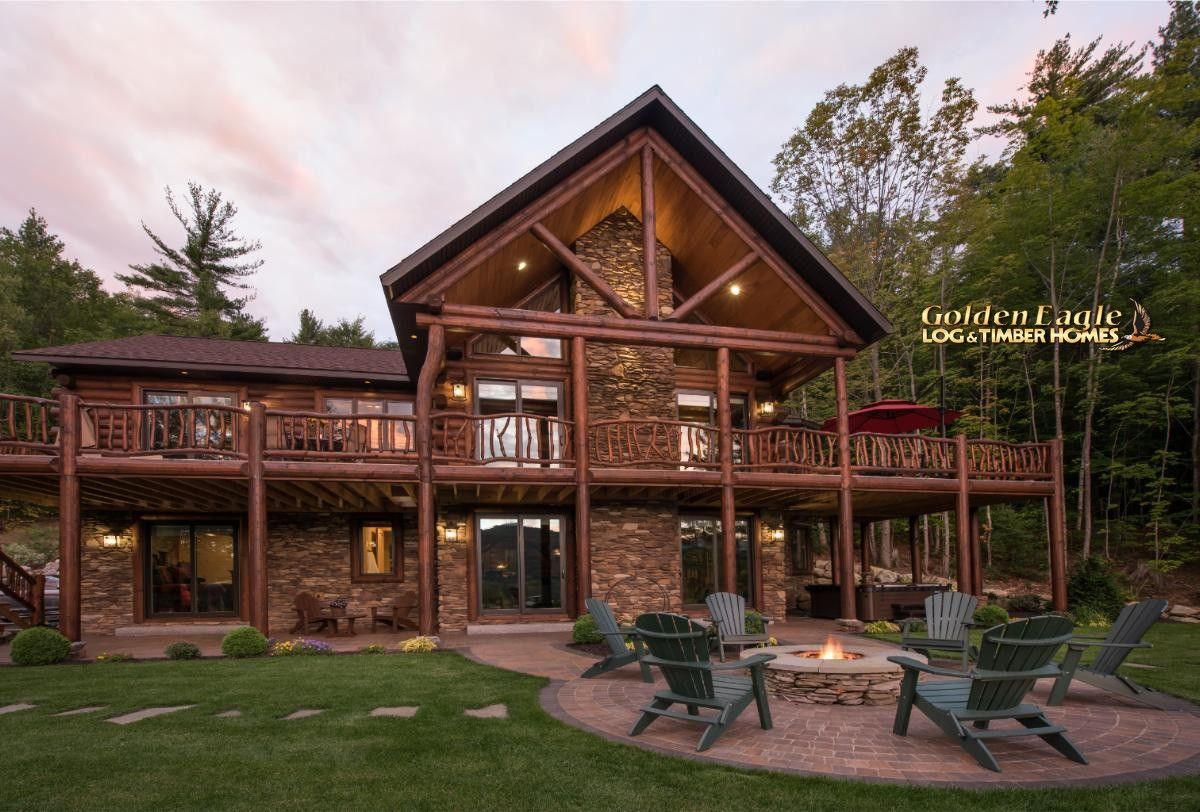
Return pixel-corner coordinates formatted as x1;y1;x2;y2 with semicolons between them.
571;336;591;614
834;357;856;620
717;347;736;594
416;324;446;634
247;402;269;634
531;223;639;319
56;391;81;642
667;252;758;323
641;145;658;319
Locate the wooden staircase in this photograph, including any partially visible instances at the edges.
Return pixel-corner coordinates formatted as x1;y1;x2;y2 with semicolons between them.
0;548;44;634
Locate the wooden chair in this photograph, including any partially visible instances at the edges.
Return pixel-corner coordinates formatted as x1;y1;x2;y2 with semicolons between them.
900;591;979;670
371;592;418;631
704;592;770;662
291;592;330;634
580;598;652;683
1047;598;1168;707
889;615;1084;773
630;613;775;752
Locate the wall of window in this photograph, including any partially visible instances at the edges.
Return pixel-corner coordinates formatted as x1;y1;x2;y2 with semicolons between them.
142;389;237;451
475;379;563;465
679;516;752;606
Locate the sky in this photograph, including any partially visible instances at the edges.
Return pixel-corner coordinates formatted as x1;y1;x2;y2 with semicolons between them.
0;1;1170;342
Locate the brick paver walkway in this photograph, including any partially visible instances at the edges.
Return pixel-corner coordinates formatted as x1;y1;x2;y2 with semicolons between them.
466;622;1200;788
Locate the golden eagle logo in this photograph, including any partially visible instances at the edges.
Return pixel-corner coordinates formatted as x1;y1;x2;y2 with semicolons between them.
1103;299;1166;352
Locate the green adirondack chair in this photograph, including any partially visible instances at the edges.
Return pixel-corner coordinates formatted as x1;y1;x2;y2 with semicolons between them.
899;590;979;670
630;613;776;752
889;615;1085;773
580;598;653;683
705;592;770;662
1047;598;1168;707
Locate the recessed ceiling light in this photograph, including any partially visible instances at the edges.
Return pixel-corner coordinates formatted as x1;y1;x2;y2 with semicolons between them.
410;333;419;340
517;260;528;271
179;370;189;375
363;380;372;385
729;284;742;296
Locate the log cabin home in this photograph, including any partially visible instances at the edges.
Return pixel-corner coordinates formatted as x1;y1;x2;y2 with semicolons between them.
0;87;1068;641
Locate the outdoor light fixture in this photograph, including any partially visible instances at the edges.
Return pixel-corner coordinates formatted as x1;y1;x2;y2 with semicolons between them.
517;260;528;271
759;401;776;416
729;283;742;296
444;525;459;542
241;401;252;411
763;527;785;543
451;382;467;400
102;534;122;548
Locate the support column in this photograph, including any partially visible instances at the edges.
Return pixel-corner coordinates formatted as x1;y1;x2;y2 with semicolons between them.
908;515;921;585
247;402;268;635
828;518;839;586
954;433;972;595
859;521;871;585
571;336;591;615
970;507;984;597
56;391;81;642
1048;438;1068;611
416;324;446;635
716;347;736;594
834;357;856;620
641;144;658;319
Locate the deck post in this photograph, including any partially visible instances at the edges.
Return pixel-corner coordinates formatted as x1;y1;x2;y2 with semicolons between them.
416;324;446;635
716;347;736;594
970;507;983;597
1048;437;1068;611
247;402;269;635
641;144;658;319
571;336;591;615
859;520;871;585
834;357;856;620
828;518;839;586
56;390;82;642
908;515;920;585
954;433;972;595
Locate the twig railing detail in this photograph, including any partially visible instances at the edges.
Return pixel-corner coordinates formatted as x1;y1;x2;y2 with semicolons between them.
265;411;417;460
734;426;839;472
967;439;1051;479
82;403;247;459
0;393;56;454
588;419;719;468
0;547;44;624
850;432;957;476
433;412;573;466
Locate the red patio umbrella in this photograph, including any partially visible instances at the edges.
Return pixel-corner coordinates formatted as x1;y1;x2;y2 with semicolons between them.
820;399;961;435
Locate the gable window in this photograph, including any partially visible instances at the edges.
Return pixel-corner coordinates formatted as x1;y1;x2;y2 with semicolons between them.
142;389;237;452
351;517;404;581
324;398;414;451
470;279;564;359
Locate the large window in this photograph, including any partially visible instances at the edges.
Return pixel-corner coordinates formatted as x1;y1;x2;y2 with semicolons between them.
146;522;237;617
676;390;748;466
351;517;404;581
143;390;236;452
680;517;752;606
477;514;564;613
324;398;414;452
475;379;563;466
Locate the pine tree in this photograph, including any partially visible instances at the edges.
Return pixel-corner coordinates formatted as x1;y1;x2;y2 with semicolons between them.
289;309;378;348
119;183;267;339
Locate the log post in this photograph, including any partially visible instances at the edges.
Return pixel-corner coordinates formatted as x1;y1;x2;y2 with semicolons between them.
859;521;871;585
56;390;82;642
716;347;736;594
834;357;856;620
955;433;972;595
416;324;446;634
908;515;920;585
247;402;268;634
1048;437;1068;611
970;507;984;597
571;336;591;614
641;144;658;319
828;518;839;586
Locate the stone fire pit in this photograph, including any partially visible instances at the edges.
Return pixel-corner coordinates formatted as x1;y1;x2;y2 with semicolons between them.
740;639;926;706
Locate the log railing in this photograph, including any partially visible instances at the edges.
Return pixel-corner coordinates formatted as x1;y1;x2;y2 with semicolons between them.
849;432;958;476
967;439;1052;479
265;411;417;461
434;412;574;467
81;403;248;459
588;418;719;469
734;426;840;472
0;393;57;454
0;547;43;625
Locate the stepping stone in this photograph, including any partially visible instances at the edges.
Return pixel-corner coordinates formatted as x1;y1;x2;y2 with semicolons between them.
55;706;106;717
215;710;242;718
282;709;324;720
0;703;35;716
106;706;195;726
370;706;419;718
464;704;508;719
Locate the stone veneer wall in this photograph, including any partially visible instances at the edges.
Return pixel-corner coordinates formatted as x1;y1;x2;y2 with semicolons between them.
758;510;788;621
588;502;681;615
436;509;471;632
266;513;417;635
81;512;136;635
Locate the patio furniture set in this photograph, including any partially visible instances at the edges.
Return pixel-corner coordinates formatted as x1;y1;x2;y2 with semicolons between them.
580;592;1171;772
291;591;418;637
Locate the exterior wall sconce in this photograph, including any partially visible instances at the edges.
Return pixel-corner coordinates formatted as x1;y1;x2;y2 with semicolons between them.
763;527;785;544
102;534;122;548
443;525;461;542
450;382;467;401
241;401;252;411
759;401;776;417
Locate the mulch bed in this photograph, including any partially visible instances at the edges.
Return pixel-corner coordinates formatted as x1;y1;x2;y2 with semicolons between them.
565;642;609;658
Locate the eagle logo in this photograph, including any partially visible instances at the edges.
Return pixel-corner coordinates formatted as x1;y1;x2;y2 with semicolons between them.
1102;299;1166;352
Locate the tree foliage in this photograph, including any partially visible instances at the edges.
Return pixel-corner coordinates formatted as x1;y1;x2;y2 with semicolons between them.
290;309;381;348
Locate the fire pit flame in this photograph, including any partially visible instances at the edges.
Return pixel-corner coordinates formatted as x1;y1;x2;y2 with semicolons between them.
797;636;863;661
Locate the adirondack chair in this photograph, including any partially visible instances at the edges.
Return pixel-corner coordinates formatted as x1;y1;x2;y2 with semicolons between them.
705;592;770;662
580;598;653;683
1047;598;1168;707
291;592;330;634
371;591;418;632
889;615;1084;773
899;591;979;670
630;613;776;752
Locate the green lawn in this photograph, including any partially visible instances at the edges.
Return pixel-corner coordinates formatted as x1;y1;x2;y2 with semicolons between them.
867;621;1200;702
1;653;1199;810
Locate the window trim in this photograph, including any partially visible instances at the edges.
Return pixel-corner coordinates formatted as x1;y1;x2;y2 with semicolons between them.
350;515;405;583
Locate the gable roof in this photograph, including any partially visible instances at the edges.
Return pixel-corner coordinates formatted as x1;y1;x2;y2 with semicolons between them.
380;85;891;345
13;335;409;386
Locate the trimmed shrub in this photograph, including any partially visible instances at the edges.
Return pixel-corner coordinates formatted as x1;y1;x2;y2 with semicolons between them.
220;626;268;658
1068;556;1126;623
973;603;1010;628
10;626;71;666
165;641;201;660
360;644;388;655
571;613;603;644
744;610;766;635
1001;593;1047;615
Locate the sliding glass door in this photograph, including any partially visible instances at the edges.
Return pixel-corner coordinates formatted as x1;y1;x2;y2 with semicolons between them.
477;514;564;613
147;522;238;617
475;379;564;466
679;517;752;606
